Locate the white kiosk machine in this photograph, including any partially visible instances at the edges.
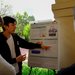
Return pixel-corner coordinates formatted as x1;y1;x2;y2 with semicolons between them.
28;21;58;69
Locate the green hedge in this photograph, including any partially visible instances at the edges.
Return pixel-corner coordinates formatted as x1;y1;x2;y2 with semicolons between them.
22;63;56;75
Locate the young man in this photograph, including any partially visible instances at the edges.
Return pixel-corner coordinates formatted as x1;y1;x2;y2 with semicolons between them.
0;16;50;75
0;16;16;75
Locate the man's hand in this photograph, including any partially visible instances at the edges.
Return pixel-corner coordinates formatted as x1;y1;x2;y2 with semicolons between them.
41;45;51;50
36;41;51;50
16;54;26;62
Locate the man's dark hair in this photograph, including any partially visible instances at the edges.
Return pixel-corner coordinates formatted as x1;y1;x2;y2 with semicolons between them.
3;16;16;26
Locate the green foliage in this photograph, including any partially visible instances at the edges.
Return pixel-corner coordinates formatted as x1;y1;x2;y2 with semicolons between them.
22;63;30;75
15;12;35;40
0;27;3;32
22;23;31;41
0;0;12;17
22;63;56;75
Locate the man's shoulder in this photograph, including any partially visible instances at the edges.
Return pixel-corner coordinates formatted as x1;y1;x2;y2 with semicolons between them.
0;32;5;42
12;33;18;36
12;33;20;39
0;32;7;41
0;32;3;38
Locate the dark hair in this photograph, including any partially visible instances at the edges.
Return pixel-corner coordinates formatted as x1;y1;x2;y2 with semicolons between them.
3;16;16;26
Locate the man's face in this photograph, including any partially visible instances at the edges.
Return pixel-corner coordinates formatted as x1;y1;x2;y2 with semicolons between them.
5;22;16;33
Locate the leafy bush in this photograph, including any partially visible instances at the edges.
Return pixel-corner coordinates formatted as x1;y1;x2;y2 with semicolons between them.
22;63;56;75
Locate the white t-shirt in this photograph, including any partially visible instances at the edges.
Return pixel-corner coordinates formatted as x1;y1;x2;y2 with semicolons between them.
7;35;19;73
0;55;16;75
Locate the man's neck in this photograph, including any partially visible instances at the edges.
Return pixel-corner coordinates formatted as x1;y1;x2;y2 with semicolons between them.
3;31;11;39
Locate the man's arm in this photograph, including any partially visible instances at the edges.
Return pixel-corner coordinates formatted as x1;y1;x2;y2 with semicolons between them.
14;34;50;50
0;55;16;75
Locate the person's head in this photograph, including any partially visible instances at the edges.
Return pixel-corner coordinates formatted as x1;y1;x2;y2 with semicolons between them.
2;16;16;33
